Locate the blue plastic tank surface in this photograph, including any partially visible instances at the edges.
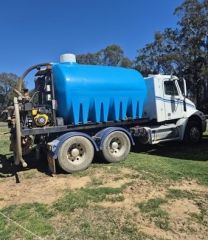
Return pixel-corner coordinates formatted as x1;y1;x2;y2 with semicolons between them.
52;62;147;125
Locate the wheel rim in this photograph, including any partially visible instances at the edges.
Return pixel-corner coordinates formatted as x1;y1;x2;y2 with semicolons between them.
190;127;200;143
107;135;128;158
67;143;86;165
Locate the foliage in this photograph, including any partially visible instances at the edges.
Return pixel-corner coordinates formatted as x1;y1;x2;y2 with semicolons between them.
77;44;132;67
135;0;208;108
135;29;180;75
0;73;18;111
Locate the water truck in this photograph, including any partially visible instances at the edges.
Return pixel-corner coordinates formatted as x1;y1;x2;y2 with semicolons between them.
8;53;206;173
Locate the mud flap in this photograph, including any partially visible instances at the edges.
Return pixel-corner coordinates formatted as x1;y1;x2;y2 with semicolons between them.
47;153;56;174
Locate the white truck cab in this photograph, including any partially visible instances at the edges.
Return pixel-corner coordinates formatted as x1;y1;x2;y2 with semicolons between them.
138;75;206;144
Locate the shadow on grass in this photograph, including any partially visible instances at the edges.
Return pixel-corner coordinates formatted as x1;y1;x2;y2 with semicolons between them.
132;135;208;161
0;150;106;180
0;150;50;181
1;136;208;181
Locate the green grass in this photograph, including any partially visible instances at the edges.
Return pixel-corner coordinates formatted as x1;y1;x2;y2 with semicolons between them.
89;176;103;186
137;198;167;213
53;207;152;240
0;187;125;240
137;198;169;230
0;203;54;239
190;200;208;227
166;188;196;199
121;149;208;185
0;127;11;156
54;186;124;212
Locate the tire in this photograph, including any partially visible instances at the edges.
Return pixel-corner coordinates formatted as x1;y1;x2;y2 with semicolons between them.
58;136;94;173
183;121;202;144
101;131;131;163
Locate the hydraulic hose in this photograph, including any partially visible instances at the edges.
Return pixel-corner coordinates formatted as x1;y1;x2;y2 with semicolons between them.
15;63;51;92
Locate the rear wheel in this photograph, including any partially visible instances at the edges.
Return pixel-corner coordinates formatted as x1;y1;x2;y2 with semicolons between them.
101;131;131;163
183;121;202;144
58;136;94;173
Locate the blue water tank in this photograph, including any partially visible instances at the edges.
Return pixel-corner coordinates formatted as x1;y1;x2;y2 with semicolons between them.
52;62;147;125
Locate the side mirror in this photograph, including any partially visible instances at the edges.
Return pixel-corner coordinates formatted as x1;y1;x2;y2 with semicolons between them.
183;78;187;97
182;78;187;112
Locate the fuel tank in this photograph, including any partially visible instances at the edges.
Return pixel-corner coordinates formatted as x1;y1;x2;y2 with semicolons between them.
52;61;147;125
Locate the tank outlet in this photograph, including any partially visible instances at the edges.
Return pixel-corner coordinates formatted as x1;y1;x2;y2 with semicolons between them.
60;53;76;63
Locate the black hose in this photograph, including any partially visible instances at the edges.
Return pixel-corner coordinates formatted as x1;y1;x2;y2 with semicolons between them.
15;63;51;92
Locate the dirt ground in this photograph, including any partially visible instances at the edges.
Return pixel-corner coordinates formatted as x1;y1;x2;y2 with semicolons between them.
0;165;207;240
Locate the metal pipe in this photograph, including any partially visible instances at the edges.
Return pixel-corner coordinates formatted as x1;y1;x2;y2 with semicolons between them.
50;72;57;125
14;97;27;167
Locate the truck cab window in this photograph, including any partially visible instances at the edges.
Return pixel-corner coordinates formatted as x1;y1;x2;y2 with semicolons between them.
164;81;178;96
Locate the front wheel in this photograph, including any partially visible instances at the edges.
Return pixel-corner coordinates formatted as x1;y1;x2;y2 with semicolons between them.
183;121;202;144
101;131;131;163
58;136;94;173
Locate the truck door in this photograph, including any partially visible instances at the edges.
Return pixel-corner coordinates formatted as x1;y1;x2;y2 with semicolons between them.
163;80;183;120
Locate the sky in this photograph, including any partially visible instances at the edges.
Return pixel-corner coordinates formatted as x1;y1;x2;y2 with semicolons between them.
0;0;183;76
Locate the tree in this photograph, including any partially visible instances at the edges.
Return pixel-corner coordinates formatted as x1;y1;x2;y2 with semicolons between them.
102;45;124;66
135;0;208;108
0;73;18;111
174;0;208;106
77;44;132;68
135;29;181;76
120;57;132;68
76;52;101;65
